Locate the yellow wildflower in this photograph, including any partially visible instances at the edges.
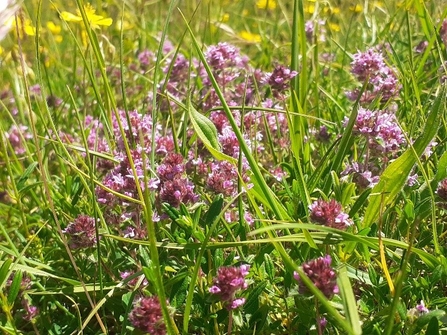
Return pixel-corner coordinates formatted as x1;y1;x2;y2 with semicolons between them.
328;23;340;32
60;3;112;29
46;21;61;34
7;16;36;37
304;4;315;14
221;13;230;22
239;30;261;43
46;21;63;42
349;4;363;12
256;0;277;10
372;1;384;8
324;6;340;14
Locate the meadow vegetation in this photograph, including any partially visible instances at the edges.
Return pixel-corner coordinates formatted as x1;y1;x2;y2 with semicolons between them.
1;0;447;334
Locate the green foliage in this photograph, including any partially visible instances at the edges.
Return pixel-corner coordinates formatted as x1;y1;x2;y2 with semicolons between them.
1;0;447;334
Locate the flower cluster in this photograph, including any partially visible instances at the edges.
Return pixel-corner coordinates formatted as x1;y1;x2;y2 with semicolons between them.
128;296;166;335
4;272;38;322
209;264;250;310
294;255;338;299
436;178;447;202
262;64;298;99
63;214;98;249
156;153;198;208
206;160;250;198
440;19;447;48
309;199;352;230
5;124;32;155
342;106;406;189
351;107;406;155
407;300;429;322
347;47;400;104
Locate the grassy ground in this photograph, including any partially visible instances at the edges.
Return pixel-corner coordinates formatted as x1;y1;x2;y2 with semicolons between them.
1;0;447;334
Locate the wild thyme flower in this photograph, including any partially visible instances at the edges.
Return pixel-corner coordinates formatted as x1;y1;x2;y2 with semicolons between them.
209;264;250;310
158;178;198;208
436;178;447;201
120;270;148;288
263;64;298;99
6;124;32;155
294;255;339;299
205;42;248;77
206;160;251;197
347;47;400;103
96;149;148;207
414;40;428;54
407;300;429;322
157;153;185;181
309;199;352;230
137;49;154;71
63;214;98;249
342;162;380;189
349;107;406;155
112;110;159;152
304;19;326;43
128;296;166;335
21;298;38;321
440;19;447;48
156;153;198;208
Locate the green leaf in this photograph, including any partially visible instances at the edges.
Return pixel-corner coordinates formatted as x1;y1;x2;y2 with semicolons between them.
7;271;22;306
187;101;236;164
435;150;447;182
426;316;440;335
263;254;275;281
337;265;362;335
0;258;12;290
416;310;445;330
204;196;224;225
362;86;446;228
16;162;38;193
244;281;267;315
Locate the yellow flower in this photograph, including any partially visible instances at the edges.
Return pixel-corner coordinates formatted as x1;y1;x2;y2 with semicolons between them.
304;4;315;14
221;13;230;22
60;3;112;29
7;16;36;37
324;6;340;14
239;30;261;43
328;23;340;32
349;4;363;12
256;0;277;10
372;1;384;8
46;21;61;34
46;21;63;42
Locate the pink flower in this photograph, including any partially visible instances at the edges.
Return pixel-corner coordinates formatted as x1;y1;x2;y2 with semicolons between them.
209;264;250;310
128;296;166;335
294;255;338;299
63;215;98;249
309;199;352;230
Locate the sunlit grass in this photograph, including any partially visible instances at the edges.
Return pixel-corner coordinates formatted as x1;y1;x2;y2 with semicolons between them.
1;0;447;334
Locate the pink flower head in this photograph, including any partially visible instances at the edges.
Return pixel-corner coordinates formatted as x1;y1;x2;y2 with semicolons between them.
436;178;447;201
128;296;166;335
309;199;352;230
209;264;250;310
63;215;98;249
294;255;338;299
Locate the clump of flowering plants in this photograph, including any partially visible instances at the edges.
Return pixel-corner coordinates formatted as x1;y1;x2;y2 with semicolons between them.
2;0;447;334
